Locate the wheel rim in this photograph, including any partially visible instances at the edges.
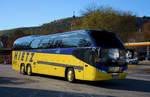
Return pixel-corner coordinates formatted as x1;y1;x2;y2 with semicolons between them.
67;70;74;81
21;66;24;73
27;66;31;75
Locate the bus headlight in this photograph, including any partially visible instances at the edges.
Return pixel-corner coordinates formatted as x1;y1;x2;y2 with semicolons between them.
123;70;127;73
97;69;107;73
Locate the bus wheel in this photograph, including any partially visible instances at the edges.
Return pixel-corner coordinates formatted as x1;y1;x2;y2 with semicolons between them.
26;64;32;76
20;64;25;75
66;68;75;82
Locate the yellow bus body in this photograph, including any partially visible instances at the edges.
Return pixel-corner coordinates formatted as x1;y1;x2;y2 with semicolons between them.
12;51;127;81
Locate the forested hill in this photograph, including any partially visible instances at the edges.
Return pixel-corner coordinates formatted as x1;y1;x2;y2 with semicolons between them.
0;17;74;48
0;17;74;37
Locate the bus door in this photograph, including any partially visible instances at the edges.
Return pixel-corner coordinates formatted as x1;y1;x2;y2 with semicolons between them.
74;61;84;80
83;48;98;80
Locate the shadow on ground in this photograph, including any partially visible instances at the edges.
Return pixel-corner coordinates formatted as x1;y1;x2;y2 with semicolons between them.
33;73;150;93
76;78;150;93
24;74;150;93
1;73;150;94
0;77;38;85
0;86;113;97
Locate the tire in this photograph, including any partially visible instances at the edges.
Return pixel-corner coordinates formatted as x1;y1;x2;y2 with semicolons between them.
26;65;32;76
66;68;75;82
20;64;25;75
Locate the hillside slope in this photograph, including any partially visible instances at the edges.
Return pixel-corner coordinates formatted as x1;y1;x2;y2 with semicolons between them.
0;17;73;37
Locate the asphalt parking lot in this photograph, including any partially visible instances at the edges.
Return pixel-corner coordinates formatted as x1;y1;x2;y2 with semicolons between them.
0;63;150;97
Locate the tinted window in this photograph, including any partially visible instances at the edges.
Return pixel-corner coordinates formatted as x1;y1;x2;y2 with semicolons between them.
78;38;91;47
61;31;92;48
0;41;3;48
48;39;62;48
48;39;55;48
13;31;93;50
90;31;125;49
13;36;34;50
31;39;41;49
54;39;63;48
38;38;50;49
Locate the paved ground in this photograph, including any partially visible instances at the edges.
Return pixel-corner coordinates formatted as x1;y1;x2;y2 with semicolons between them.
0;63;150;97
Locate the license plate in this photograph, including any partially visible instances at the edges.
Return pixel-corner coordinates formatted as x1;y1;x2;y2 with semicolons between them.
111;73;119;79
109;67;121;72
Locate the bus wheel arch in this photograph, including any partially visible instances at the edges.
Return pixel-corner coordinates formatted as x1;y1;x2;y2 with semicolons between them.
20;63;26;75
65;67;75;82
26;64;32;76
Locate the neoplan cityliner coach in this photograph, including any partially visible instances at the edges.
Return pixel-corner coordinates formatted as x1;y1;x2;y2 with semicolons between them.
12;29;127;82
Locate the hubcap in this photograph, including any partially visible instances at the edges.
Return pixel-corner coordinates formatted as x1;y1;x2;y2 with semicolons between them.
68;70;74;81
27;66;31;75
21;66;24;73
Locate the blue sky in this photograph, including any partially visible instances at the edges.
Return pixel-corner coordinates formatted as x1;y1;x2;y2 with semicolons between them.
0;0;149;30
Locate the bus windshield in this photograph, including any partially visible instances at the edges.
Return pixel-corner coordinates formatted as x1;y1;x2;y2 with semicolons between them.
89;30;125;49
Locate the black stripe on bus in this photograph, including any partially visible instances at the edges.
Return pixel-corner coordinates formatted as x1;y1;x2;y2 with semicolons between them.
37;61;83;70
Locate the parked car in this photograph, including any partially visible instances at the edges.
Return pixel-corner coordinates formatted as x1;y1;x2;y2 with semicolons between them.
126;57;139;64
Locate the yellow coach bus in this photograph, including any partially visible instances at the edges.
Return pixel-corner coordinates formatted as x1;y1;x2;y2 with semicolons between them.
12;29;127;82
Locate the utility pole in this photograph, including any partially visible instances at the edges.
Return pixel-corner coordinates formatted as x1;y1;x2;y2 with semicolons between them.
71;11;76;31
146;46;149;60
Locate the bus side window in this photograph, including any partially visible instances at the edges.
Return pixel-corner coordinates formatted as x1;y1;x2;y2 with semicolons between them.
38;38;50;49
55;39;63;48
62;38;78;48
78;38;91;47
52;39;57;48
48;39;56;48
31;39;41;49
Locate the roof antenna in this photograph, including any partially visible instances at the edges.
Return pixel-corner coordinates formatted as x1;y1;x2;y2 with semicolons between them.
71;11;76;31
